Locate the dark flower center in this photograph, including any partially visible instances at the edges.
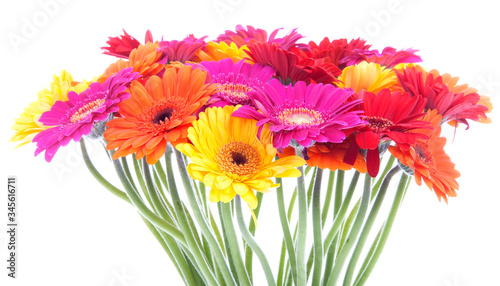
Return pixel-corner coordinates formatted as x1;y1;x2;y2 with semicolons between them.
152;108;174;124
231;152;248;166
217;142;260;177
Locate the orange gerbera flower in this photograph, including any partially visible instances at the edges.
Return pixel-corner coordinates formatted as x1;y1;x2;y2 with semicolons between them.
103;42;166;79
104;65;218;164
389;110;460;202
307;138;367;173
428;69;492;124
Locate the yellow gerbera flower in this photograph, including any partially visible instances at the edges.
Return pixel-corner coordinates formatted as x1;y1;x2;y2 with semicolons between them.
338;62;399;93
176;105;305;209
10;70;90;148
196;41;252;63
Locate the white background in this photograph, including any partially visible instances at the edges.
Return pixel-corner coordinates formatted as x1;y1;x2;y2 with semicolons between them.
1;0;500;285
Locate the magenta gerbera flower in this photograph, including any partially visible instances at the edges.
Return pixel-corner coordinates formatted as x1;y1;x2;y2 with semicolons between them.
232;79;364;148
216;25;308;51
33;68;140;162
341;47;422;68
199;58;275;107
158;35;207;63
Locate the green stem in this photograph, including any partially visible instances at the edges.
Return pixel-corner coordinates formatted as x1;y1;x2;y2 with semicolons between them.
132;156;153;207
173;149;236;286
321;170;336;227
325;173;372;286
245;191;264;283
142;159;172;221
220;201;252;286
111;156;186;246
165;152;218;286
343;166;401;285
370;156;395;199
296;159;308;286
334;170;345;216
80;140;130;203
236;196;276;286
276;177;298;286
354;173;409;286
311;168;324;286
323;172;360;255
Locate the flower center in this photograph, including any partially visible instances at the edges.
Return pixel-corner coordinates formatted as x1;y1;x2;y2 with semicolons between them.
152;108;175;124
217;142;260;177
278;107;323;127
414;143;436;172
70;98;105;123
366;116;394;132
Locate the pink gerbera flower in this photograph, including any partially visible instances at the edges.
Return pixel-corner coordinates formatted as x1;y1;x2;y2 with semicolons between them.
33;68;140;162
199;58;275;107
158;35;207;63
341;47;422;68
232;79;364;148
216;25;308;51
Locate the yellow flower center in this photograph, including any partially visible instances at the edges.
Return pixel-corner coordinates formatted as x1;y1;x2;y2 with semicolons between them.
278;107;323;127
219;83;252;101
217;142;260;177
366;116;394;132
70;98;105;123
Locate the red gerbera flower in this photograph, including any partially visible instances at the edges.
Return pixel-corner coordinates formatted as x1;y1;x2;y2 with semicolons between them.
396;66;489;128
102;29;153;59
344;89;431;177
246;42;340;85
308;38;371;70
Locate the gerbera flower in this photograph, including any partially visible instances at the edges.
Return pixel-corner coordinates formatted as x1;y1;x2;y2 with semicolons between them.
176;105;306;208
309;38;371;70
344;89;430;177
389;110;460;202
216;25;307;51
158;35;207;63
196;41;251;63
396;66;489;127
232;79;364;148
246;42;340;85
32;68;140;162
427;69;492;125
104;65;218;164
102;29;154;59
11;70;90;148
307;136;367;173
337;61;400;93
104;42;166;79
341;47;422;68
198;58;274;107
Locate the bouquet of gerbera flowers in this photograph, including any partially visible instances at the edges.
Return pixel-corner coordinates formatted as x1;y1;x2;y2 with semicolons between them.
11;25;492;286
